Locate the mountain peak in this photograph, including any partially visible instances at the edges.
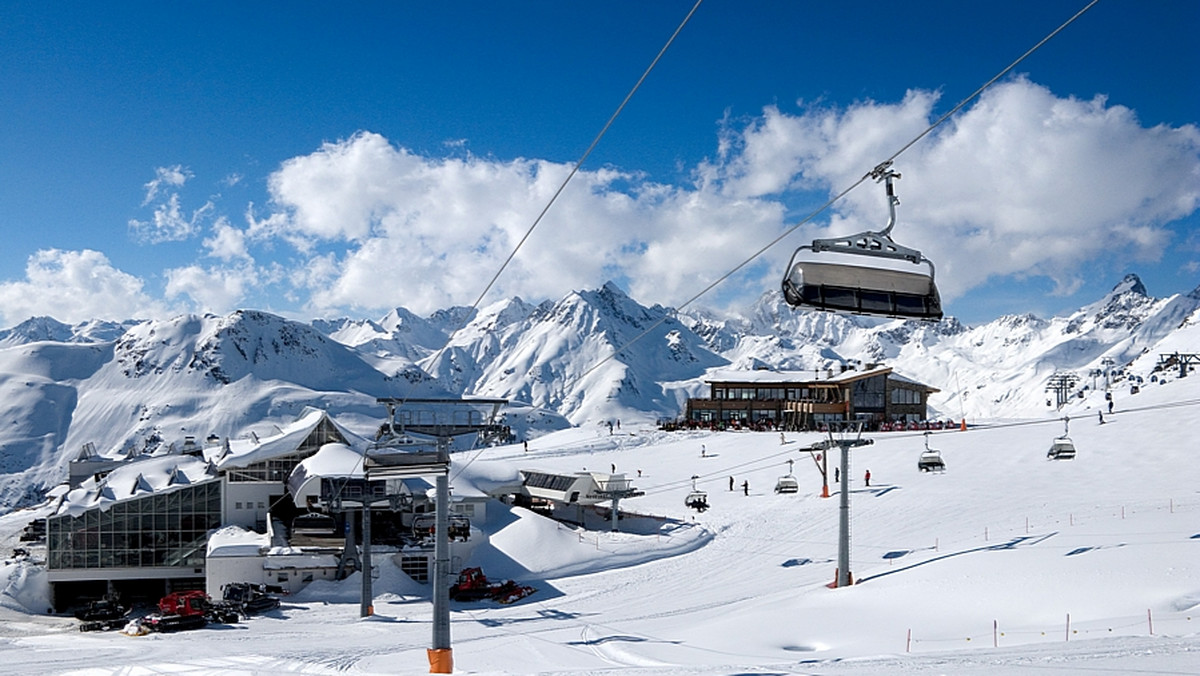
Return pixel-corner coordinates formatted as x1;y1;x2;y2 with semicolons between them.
1110;273;1148;298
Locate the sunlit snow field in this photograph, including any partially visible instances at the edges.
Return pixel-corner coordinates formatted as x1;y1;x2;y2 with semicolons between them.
2;372;1197;675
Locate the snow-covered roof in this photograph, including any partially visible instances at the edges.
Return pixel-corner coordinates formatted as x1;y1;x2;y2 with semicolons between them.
888;370;942;392
287;443;438;501
705;366;892;385
55;454;217;518
207;526;270;557
206;407;369;470
286;442;366;498
703;365;938;390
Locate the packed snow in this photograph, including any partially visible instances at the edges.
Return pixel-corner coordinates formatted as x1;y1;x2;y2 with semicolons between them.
2;365;1197;674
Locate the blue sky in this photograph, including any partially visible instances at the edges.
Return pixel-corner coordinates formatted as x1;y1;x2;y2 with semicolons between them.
1;0;1197;327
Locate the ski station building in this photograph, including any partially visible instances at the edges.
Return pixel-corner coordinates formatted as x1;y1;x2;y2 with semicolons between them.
684;364;940;430
44;407;486;609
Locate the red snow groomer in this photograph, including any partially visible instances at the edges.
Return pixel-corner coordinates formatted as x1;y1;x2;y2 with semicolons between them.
134;590;240;633
448;567;535;605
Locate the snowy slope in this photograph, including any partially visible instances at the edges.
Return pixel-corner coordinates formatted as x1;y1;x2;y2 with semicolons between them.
0;360;1196;674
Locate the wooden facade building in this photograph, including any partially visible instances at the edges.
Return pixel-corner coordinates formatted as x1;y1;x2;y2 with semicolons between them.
685;365;939;430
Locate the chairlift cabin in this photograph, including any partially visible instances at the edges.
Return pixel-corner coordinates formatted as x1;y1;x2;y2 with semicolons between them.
774;475;799;494
782;166;943;322
917;432;945;472
290;512;338;537
1047;417;1076;460
1047;437;1075;460
685;475;709;512
774;459;799;493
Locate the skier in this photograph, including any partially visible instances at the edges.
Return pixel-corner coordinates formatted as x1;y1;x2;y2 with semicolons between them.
701;444;707;458
742;480;749;496
864;469;871;487
1098;411;1105;425
729;476;734;491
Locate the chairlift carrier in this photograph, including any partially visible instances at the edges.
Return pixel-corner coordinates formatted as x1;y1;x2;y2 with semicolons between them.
782;165;943;321
685;475;709;512
774;459;799;493
917;431;946;472
1047;417;1076;460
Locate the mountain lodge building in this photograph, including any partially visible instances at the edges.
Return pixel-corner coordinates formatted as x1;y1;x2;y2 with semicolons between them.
685;364;939;430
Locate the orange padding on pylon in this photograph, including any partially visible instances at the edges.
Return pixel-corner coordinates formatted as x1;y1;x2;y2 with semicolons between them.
960;419;967;431
428;648;453;673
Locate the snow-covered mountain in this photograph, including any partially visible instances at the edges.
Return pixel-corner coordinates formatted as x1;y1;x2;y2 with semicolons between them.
1;274;1198;514
0;310;448;511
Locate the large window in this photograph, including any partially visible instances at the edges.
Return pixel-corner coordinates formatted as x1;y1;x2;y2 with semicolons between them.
852;376;886;411
47;480;221;571
891;388;922;405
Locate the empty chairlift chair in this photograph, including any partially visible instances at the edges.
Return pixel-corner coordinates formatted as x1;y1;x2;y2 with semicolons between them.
782;165;943;322
917;431;946;472
774;459;800;493
1047;417;1076;460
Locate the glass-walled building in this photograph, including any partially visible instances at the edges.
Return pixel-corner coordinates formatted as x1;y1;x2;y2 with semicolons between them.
48;479;221;571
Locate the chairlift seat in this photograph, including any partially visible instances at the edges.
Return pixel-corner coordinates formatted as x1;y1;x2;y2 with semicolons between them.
774;475;799;493
684;491;709;512
1047;437;1076;460
783;259;943;321
917;450;946;472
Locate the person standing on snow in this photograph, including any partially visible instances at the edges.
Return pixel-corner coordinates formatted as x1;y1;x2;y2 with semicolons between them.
742;480;749;496
864;469;871;487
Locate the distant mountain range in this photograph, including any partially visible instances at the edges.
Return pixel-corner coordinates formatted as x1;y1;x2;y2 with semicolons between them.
1;273;1197;512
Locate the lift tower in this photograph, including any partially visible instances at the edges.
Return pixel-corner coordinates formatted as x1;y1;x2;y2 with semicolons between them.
367;397;509;675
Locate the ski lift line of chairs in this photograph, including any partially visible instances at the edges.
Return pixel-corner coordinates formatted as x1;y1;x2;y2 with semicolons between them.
782;166;943;322
1047;417;1076;460
685;475;709;512
917;431;946;472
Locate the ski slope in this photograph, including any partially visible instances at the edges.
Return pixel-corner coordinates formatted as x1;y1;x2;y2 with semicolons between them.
1;373;1197;675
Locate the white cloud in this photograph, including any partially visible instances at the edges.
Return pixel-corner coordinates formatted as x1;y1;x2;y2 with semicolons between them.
0;249;173;324
163;263;261;314
203;217;251;261
140;165;190;206
712;77;1200;303
130;165;215;244
114;78;1197;320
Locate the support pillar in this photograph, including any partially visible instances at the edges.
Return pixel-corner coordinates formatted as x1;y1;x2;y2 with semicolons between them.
430;439;452;673
361;505;373;617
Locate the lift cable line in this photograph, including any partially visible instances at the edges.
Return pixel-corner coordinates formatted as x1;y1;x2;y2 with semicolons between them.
567;0;1100;384
421;0;703;399
446;0;1101;513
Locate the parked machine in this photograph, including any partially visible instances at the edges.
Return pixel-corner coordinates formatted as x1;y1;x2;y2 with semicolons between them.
221;582;281;616
133;590;239;634
917;432;946;472
76;596;131;632
448;567;536;605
